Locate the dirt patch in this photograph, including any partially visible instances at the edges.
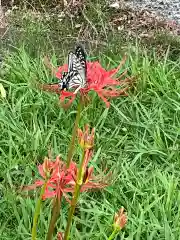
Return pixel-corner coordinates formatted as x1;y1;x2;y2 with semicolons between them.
1;1;180;60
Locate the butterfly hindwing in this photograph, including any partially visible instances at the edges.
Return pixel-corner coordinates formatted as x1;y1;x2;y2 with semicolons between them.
68;71;84;89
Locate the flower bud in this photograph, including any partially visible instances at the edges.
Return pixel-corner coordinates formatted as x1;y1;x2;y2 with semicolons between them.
77;125;95;149
113;207;127;231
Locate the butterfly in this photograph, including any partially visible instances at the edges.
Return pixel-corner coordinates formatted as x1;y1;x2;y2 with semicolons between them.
59;45;87;94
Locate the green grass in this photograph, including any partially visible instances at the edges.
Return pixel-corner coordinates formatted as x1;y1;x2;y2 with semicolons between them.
1;2;180;239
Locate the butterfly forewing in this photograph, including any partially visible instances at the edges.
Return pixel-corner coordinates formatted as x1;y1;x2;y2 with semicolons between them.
75;46;87;73
72;46;87;86
67;52;74;72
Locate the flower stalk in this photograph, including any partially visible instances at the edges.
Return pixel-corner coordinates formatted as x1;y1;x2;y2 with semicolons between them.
66;96;83;168
107;229;119;240
31;179;48;240
64;148;86;240
46;194;62;240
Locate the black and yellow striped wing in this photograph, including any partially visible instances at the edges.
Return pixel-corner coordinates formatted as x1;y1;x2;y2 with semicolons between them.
59;45;87;91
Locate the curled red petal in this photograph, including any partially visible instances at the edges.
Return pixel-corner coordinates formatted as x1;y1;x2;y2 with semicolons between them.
109;54;127;78
56;64;68;79
23;180;44;191
42;189;56;199
38;83;61;94
96;91;110;108
80;181;108;191
44;56;58;76
59;91;76;109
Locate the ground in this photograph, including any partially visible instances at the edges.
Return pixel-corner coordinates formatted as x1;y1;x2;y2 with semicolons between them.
0;1;180;240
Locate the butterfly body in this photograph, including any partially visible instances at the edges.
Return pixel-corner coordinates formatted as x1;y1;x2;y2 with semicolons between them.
59;45;87;93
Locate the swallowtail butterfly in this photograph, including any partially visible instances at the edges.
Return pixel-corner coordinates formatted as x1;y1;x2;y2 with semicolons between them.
59;45;87;93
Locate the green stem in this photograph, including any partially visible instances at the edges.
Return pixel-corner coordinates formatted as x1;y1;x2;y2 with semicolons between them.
66;97;83;168
64;149;86;240
46;194;62;240
63;184;81;240
31;180;48;240
107;229;119;240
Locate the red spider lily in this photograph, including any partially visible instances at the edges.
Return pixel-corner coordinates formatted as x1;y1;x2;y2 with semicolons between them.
40;56;133;108
24;155;109;200
24;127;109;200
77;125;95;176
74;125;110;191
24;156;76;201
113;207;127;230
66;151;109;193
68;162;109;192
80;166;109;191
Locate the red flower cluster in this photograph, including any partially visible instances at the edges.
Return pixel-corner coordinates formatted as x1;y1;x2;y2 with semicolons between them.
40;56;132;108
24;157;75;201
25;157;108;201
24;126;108;201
